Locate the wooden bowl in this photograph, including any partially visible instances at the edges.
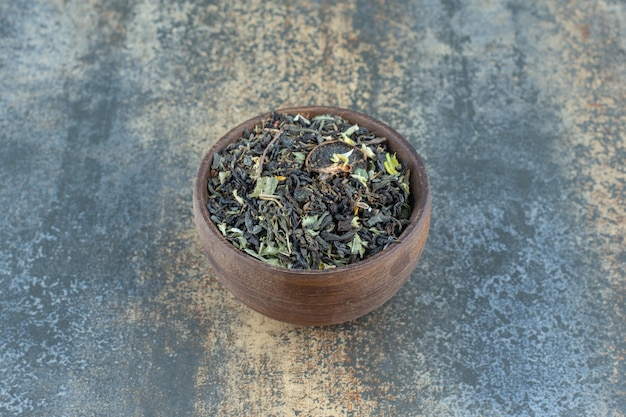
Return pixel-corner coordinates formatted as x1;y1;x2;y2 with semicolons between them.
193;106;431;326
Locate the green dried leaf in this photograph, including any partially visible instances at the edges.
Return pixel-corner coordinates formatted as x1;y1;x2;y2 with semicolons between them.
330;149;354;164
351;216;361;228
218;170;230;185
384;152;401;175
351;168;369;187
250;176;279;198
340;133;356;145
232;189;245;205
259;245;279;256
343;124;359;137
293;152;306;164
360;144;376;159
302;214;319;229
244;249;284;267
349;233;368;257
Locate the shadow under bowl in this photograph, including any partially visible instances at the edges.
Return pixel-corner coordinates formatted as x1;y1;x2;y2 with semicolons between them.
193;106;431;326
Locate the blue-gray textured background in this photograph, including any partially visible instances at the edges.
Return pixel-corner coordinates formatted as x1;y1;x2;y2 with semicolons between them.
1;0;624;416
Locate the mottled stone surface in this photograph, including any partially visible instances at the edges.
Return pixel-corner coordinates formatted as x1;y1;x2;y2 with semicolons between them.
1;0;624;416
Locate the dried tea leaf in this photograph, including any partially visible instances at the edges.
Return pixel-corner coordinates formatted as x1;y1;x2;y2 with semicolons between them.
293;152;306;164
232;189;245;205
218;170;230;184
351;167;369;187
360;144;376;159
349;233;368;257
330;149;354;164
250;176;278;198
384;152;401;175
343;124;359;137
211;153;222;169
302;214;319;229
206;112;413;269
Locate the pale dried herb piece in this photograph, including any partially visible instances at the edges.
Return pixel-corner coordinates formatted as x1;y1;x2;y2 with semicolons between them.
206;112;412;269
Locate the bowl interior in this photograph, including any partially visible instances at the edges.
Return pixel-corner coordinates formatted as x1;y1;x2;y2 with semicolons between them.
194;106;430;276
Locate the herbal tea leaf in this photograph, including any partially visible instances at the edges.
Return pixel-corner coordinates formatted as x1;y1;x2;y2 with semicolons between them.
384;152;401;175
340;133;356;145
259;245;280;256
349;233;368;257
218;170;230;185
250;176;279;198
351;216;361;228
232;189;245;205
343;124;359;137
302;214;319;229
244;248;284;267
330;149;354;164
351;167;369;187
293;152;306;164
302;215;322;237
384;153;402;175
360;144;376;159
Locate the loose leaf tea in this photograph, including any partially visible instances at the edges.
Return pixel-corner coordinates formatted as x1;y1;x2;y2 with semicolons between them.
206;112;412;269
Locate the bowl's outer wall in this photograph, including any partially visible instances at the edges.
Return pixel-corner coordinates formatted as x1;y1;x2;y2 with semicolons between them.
193;106;431;326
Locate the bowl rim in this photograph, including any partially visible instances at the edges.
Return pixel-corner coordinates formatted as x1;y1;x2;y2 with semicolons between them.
194;106;431;277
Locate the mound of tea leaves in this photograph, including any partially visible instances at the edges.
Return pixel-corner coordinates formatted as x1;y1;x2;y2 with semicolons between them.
206;112;412;269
